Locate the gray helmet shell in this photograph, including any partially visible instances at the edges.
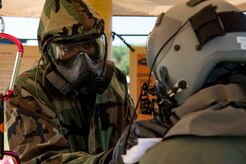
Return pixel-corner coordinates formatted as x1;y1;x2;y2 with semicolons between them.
147;0;246;105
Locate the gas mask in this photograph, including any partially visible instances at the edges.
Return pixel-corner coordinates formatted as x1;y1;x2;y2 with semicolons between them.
46;34;114;97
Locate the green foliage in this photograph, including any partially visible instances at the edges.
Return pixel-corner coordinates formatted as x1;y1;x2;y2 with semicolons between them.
112;46;130;75
111;44;145;76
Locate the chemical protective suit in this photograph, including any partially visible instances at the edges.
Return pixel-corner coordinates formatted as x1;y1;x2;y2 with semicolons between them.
5;0;133;163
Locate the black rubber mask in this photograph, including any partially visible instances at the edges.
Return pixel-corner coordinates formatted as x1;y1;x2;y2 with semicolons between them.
47;34;114;96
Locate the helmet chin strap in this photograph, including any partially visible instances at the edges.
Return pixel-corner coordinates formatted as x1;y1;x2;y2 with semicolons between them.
46;60;114;99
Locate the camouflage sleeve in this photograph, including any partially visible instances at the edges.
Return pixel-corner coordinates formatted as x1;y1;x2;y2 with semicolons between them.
115;67;135;122
4;84;106;164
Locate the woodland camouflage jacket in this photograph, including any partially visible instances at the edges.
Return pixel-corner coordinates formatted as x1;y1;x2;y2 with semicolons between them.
5;0;134;163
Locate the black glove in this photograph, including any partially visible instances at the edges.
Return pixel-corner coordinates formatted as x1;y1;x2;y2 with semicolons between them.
111;119;172;164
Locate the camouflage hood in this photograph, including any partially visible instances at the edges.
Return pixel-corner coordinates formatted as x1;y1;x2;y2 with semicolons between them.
37;0;105;53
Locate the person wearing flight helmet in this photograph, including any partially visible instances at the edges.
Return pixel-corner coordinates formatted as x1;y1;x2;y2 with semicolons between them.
139;0;246;163
112;0;246;163
5;0;134;163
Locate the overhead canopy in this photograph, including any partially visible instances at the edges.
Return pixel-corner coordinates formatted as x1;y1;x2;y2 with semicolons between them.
0;0;245;17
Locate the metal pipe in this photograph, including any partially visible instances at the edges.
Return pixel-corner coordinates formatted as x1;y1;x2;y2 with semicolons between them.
9;52;22;91
0;33;24;100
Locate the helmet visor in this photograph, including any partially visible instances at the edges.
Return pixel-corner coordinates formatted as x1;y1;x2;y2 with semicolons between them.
50;34;106;66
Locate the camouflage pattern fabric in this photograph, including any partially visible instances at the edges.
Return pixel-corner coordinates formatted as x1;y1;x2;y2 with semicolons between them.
37;0;104;53
5;0;134;163
6;65;133;163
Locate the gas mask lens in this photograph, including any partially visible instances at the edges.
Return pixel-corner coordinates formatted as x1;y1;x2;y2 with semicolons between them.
50;35;106;66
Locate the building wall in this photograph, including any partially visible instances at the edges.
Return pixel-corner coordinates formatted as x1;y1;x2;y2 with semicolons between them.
0;44;39;94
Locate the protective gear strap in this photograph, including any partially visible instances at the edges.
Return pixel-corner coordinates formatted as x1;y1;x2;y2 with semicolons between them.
219;11;246;33
95;60;114;94
46;70;79;99
189;5;246;48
